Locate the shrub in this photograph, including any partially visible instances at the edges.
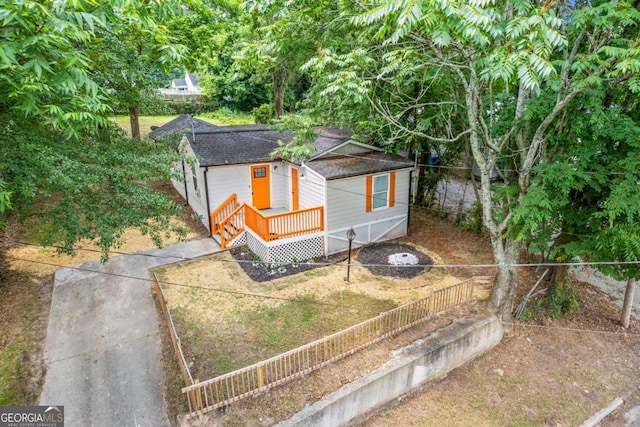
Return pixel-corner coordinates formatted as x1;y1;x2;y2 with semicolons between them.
253;104;274;124
547;282;580;318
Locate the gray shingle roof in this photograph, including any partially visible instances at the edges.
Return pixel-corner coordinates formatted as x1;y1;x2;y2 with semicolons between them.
188;125;292;166
153;118;412;177
172;78;187;87
305;151;413;180
149;115;220;140
186;73;199;86
187;125;353;167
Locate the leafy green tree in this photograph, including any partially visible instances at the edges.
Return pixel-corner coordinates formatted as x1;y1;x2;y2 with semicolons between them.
0;0;189;257
302;0;640;327
165;0;272;111
91;0;187;139
238;0;357;117
512;87;640;325
0;0;111;134
1;117;187;259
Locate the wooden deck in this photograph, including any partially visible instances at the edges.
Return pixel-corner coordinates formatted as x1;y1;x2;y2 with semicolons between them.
211;194;324;249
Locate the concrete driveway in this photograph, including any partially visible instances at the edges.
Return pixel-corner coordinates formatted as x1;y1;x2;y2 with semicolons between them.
39;238;219;427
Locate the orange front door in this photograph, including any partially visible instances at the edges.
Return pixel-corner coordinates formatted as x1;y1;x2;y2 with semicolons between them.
291;168;299;210
251;165;271;209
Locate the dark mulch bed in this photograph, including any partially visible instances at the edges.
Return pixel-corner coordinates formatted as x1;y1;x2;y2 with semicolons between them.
230;247;347;282
231;242;433;282
356;242;432;279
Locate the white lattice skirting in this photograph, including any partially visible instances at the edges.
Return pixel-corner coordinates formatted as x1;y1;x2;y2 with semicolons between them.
246;230;324;265
226;232;247;248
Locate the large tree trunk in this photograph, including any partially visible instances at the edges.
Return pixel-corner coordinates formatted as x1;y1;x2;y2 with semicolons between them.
273;67;287;118
489;237;520;334
129;105;141;140
548;233;570;292
414;151;431;206
549;263;568;289
460;65;522;333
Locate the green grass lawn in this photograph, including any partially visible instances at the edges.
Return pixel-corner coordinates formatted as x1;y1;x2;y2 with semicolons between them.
111;110;254;137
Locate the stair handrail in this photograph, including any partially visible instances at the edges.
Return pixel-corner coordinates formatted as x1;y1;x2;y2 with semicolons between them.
218;203;247;249
210;193;238;232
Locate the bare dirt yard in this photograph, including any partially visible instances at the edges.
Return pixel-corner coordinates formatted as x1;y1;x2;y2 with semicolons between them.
153;234;483;422
2;182;638;426
156;207;640;427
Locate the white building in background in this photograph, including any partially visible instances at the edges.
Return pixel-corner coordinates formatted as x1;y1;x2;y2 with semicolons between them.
158;71;203;99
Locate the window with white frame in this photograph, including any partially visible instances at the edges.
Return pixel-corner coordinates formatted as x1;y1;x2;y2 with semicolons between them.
372;174;389;209
191;164;201;198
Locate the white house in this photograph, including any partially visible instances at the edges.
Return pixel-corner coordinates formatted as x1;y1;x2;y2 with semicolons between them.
151;116;415;263
158;72;203;98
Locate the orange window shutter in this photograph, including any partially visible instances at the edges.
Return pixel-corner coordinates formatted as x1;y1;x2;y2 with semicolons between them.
365;175;372;212
389;172;396;207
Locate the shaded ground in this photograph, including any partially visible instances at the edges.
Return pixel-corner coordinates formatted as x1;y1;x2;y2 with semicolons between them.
360;210;640;427
0;180;209;408
363;274;640;427
3;178;638;426
154;233;464;424
0;222;51;405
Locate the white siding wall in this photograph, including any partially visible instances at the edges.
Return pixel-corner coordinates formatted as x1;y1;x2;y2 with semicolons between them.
200;161;289;230
170;162;187;200
207;164;253;208
271;162;286;209
205;162;286;209
298;166;326;209
169;142;210;231
325;169;412;254
283;163;295;210
186;165;208;231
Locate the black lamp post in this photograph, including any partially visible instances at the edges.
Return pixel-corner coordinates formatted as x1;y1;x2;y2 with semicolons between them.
345;227;356;282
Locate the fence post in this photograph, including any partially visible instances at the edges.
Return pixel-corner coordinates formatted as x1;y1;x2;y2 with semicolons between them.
194;379;202;411
257;365;265;388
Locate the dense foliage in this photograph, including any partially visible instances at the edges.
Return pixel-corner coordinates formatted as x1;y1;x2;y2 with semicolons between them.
291;0;640;322
0;0;188;257
1;0;639;316
1;117;186;259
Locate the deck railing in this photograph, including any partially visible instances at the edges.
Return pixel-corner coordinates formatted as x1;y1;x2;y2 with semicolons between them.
213;197;325;248
217;205;245;249
182;276;491;419
244;204;324;241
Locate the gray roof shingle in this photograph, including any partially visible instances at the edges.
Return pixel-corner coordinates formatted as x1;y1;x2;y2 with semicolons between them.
153;118;412;177
305;151;413;180
187;125;352;167
189;125;292;166
172;78;187;87
149;115;220;140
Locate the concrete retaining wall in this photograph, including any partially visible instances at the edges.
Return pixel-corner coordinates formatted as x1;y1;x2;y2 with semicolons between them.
276;313;503;427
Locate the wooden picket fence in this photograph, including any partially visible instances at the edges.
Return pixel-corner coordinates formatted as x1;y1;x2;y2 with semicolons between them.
180;276;492;419
152;273;201;410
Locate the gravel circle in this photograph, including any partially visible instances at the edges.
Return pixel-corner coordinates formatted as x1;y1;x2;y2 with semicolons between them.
356;242;432;278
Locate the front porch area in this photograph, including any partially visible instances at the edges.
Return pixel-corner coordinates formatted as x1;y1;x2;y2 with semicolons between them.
210;194;325;264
